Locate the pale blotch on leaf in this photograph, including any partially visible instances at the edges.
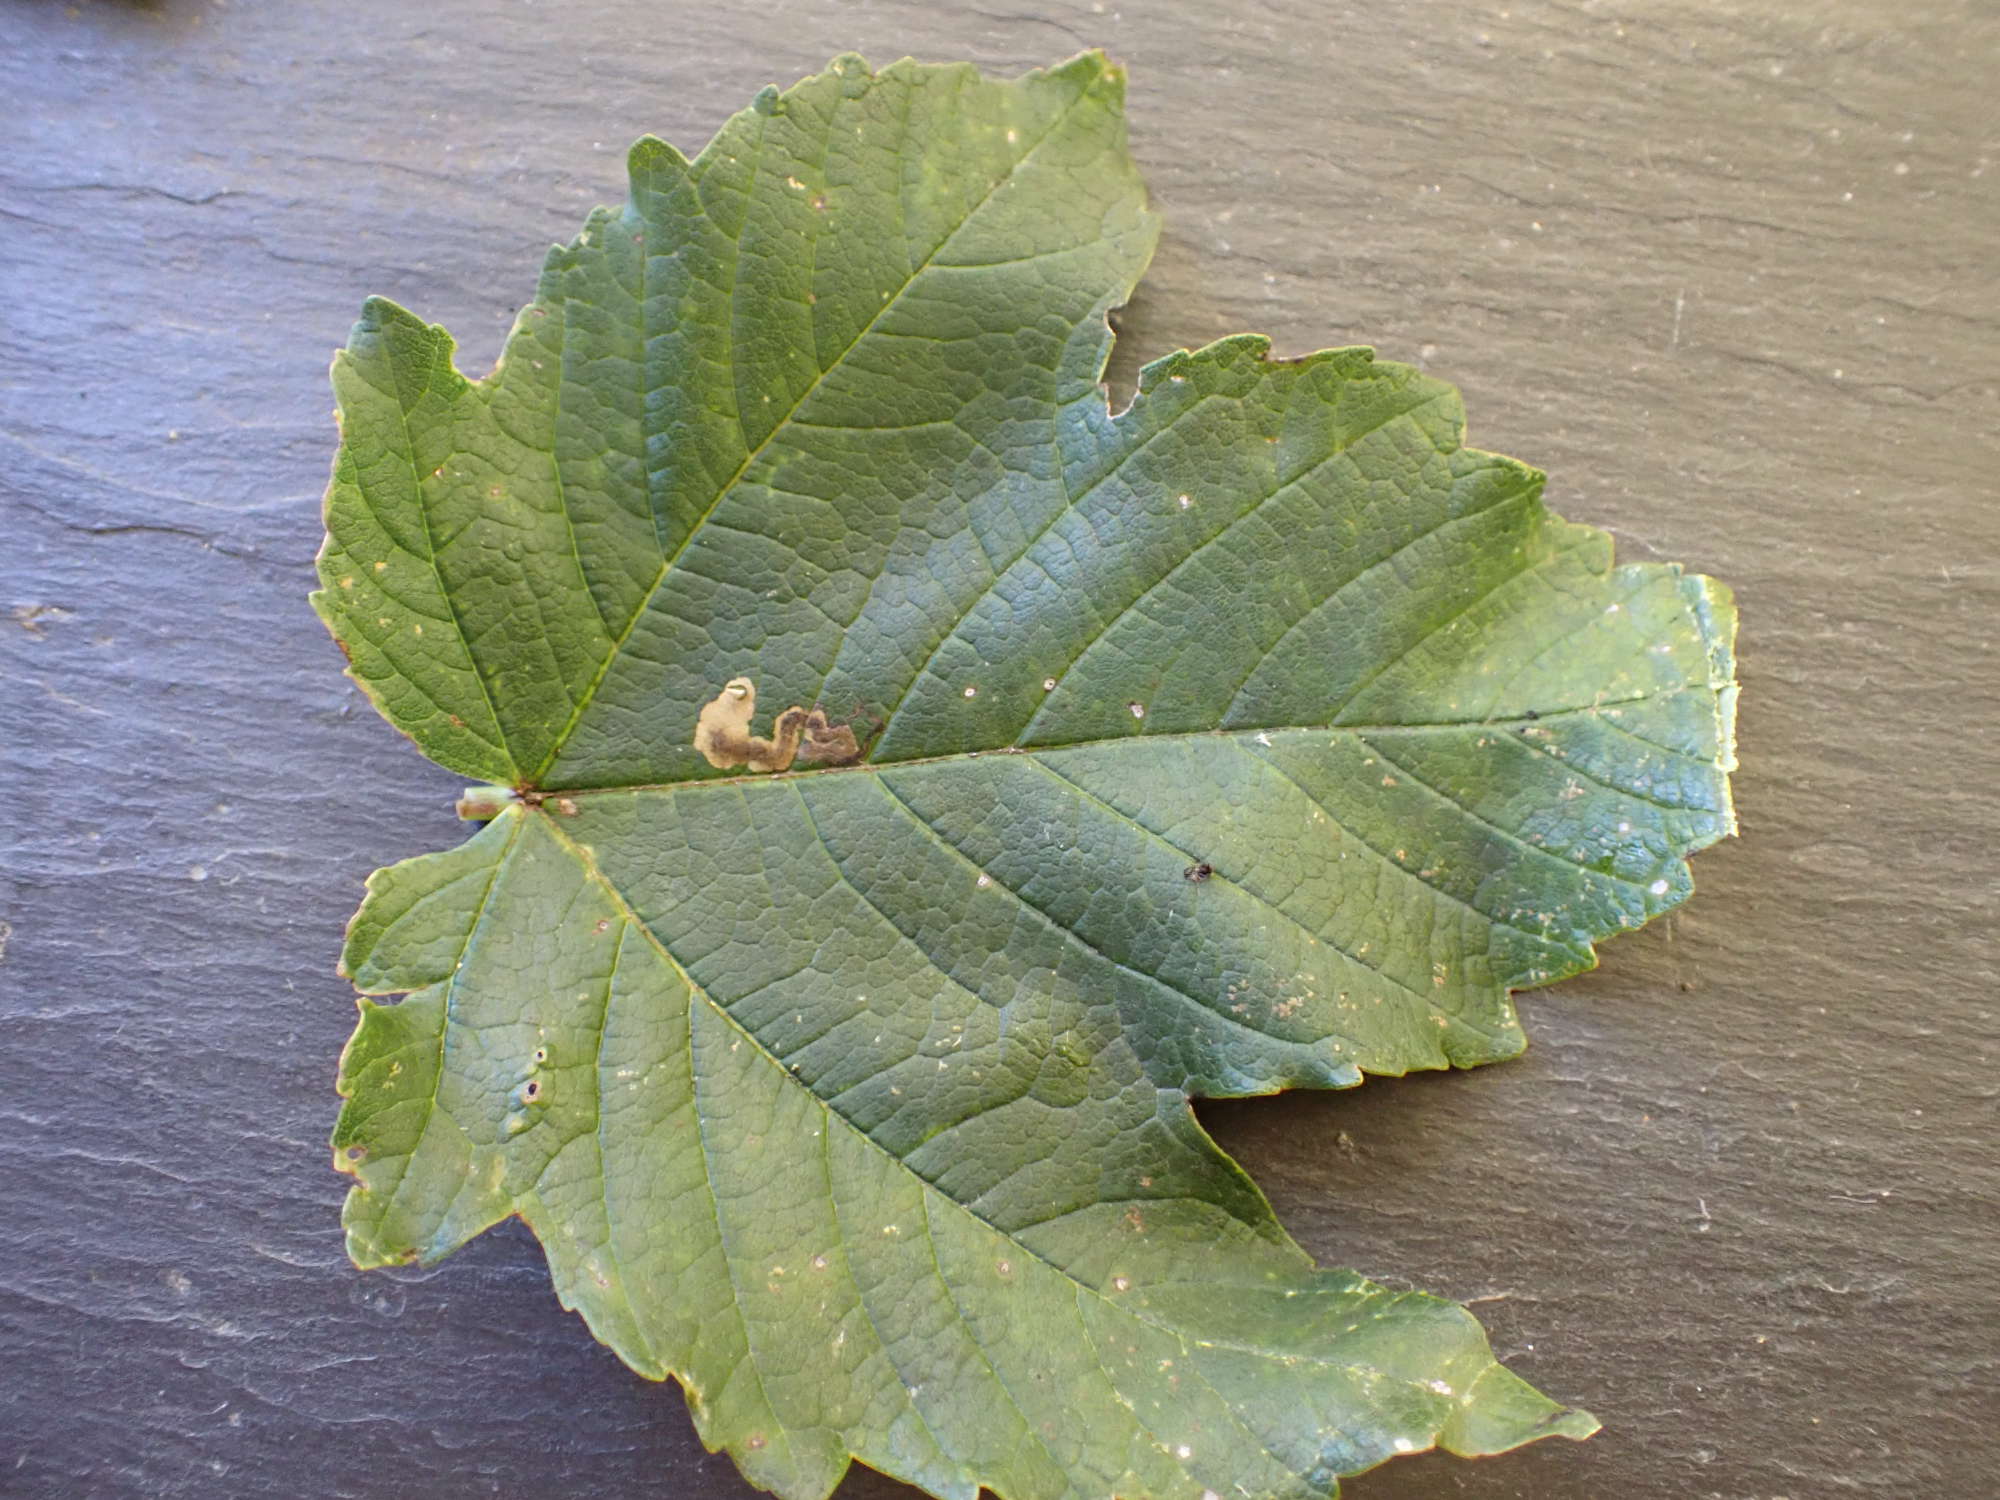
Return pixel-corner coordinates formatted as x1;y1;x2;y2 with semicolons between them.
693;677;863;773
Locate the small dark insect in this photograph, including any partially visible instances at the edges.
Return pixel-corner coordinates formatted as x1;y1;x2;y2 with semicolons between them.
1522;707;1540;720
1183;862;1213;883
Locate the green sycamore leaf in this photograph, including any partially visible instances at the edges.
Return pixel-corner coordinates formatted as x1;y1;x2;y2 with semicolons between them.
314;51;1737;1500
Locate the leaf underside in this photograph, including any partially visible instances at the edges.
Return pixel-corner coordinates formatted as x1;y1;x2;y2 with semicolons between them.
314;50;1736;1500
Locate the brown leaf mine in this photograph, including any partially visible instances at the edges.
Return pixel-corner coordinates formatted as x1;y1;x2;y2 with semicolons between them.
796;715;862;767
694;677;863;772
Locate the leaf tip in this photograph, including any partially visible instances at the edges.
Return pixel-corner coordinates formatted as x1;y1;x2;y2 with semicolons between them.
627;133;689;185
1439;1362;1600;1457
1048;45;1125;92
350;293;426;343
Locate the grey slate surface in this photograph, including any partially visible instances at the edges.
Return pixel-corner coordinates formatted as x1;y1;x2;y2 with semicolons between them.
3;1;1996;1496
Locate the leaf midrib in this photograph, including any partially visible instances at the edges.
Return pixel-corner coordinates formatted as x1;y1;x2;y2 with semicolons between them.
524;82;1100;787
544;808;1177;1315
534;808;1473;1412
526;684;1718;800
